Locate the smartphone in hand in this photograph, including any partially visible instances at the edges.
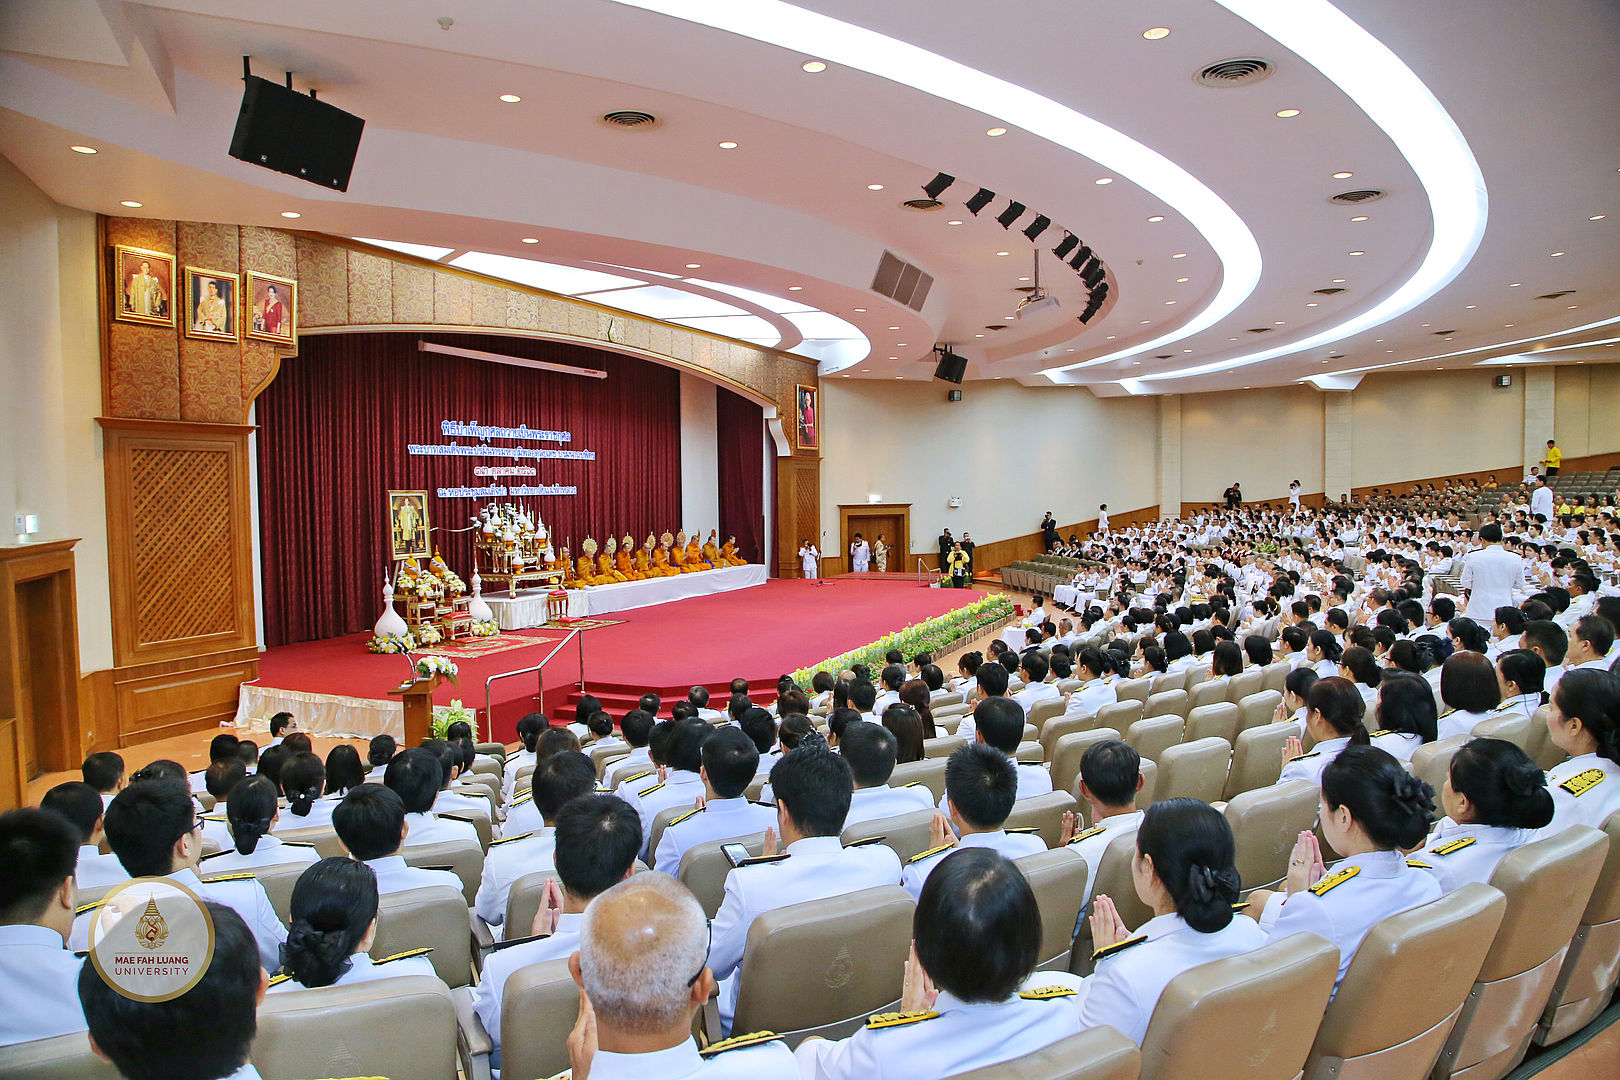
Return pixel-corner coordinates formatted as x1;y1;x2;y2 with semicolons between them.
721;843;751;868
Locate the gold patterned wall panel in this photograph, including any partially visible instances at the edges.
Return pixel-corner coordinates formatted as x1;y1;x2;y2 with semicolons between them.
470;280;508;328
239;227;297;402
392;262;435;323
104;217;180;419
294;236;347;327
506;292;541;330
175;222;243;423
347;251;394;324
433;272;473;324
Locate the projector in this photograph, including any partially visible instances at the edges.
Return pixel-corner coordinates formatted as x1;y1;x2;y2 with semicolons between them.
1015;292;1062;320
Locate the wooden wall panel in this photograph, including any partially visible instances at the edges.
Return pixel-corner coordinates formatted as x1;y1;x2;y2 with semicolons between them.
113;649;258;744
774;457;821;578
0;540;83;807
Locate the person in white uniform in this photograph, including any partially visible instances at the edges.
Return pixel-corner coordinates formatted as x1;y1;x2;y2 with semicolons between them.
1077;799;1269;1045
198;776;320;876
1248;745;1443;990
620;720;711;863
1542;669;1620;833
0;808;87;1048
501;714;545;800
709;745;903;1034
475;751;595;933
385;748;480;850
902;744;1047;899
1062;649;1119;720
268;857;439;992
840;722;936;833
1059;739;1146;911
654;729;778;876
849;533;871;573
1368;671;1438;764
1011;652;1062;717
1436;652;1503;741
796;848;1083;1079
333;783;464;900
1494;649;1548;722
1414;738;1555;893
799;539;820;580
39;781;128;891
1460;524;1525;622
1529;478;1555;522
1280;677;1372;788
1564;615;1617;675
944;698;1052;807
473;794;641;1057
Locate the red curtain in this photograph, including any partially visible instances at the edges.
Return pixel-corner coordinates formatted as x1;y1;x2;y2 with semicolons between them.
256;332;681;645
715;388;766;564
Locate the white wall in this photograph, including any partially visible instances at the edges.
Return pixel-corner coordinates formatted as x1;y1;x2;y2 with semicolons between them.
1350;369;1525;487
1181;384;1325;503
1556;365;1620;458
0;156;111;672
678;372;719;535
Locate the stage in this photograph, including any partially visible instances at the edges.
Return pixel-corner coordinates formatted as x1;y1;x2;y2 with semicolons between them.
237;578;988;742
485;563;767;626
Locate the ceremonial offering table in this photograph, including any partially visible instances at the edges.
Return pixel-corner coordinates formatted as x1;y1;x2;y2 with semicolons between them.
485;564;767;627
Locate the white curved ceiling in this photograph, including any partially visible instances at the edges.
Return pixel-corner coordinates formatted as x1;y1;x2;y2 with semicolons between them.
0;0;1616;394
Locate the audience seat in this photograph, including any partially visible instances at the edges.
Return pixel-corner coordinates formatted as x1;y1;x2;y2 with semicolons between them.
1156;738;1231;804
1014;847;1088;971
1226;668;1267;704
1410;735;1469;799
679;833;768;917
1114;677;1153;705
1222;723;1295;801
254;974;459;1080
1126;715;1184;761
242;860;309;926
1138;934;1339;1080
840;807;936;865
1068;829;1152;977
946;1026;1141;1080
889;757;948;800
439;811;493;852
1236;691;1283;734
1184;702;1241;745
1470;713;1532;754
732;885;914;1044
1304;883;1506;1080
1004;790;1078;847
1050;728;1125;806
1016;741;1045;764
934;700;971;720
926;735;967;759
1136;758;1160;811
0;1032;120;1080
1432;826;1610;1080
454;773;501;805
474;742;506;762
589;744;629;778
1261;663;1291;695
1149;673;1188;697
1097;699;1147;734
1029;697;1067;731
486;957;576;1080
1187;680;1228;711
274;824;345;858
1041;716;1098;760
1226;780;1320;893
1143;689;1189;720
1535;810;1620;1045
1522;706;1567;772
372;885;475;988
403;839;485;904
502;868;560;939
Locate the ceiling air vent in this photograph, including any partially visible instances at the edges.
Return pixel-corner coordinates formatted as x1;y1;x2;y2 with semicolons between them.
902;198;944;211
1155;354;1175;360
1329;353;1345;359
1313;287;1346;295
870;250;935;312
600;110;660;129
1195;58;1273;88
984;324;1008;331
1330;189;1386;204
1432;329;1458;336
1246;327;1274;333
1536;290;1576;300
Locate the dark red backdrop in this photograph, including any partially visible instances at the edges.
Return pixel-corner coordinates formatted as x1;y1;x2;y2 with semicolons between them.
256;332;683;645
716;388;767;566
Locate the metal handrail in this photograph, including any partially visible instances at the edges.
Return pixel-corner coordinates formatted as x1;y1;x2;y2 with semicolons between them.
917;557;929;588
482;629;584;742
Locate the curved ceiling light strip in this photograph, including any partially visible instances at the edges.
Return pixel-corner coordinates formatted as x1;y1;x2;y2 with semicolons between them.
1111;0;1487;386
602;0;1262;374
1319;313;1620;379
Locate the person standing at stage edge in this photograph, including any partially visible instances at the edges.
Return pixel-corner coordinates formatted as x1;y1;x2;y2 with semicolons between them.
850;533;871;574
799;538;819;580
947;543;971;589
961;533;976;580
938;528;954;571
1040;512;1059;552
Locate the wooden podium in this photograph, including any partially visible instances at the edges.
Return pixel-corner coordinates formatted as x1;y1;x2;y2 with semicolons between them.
389;675;442;745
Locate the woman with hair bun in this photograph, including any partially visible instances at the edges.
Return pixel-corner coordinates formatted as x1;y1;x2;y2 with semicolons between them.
1338;645;1382;708
1369;671;1437;763
273;751;334;831
1078;798;1265;1044
1280;677;1372;786
272;858;438;991
1249;745;1442;990
1307;629;1344;679
1494;650;1547;720
1415;738;1555;892
199;775;319;874
1543;669;1620;832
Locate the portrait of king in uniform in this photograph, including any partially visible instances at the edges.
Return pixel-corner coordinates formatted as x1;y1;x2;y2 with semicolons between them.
389;490;431;560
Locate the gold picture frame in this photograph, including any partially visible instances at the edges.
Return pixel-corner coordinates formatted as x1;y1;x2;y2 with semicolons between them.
245;270;297;344
183;266;240;342
796;384;819;451
112;245;176;327
389;490;431;561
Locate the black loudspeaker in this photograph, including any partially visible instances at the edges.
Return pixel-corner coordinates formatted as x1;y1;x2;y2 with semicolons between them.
947;389;963;402
229;76;365;191
932;349;967;384
1494;374;1513;388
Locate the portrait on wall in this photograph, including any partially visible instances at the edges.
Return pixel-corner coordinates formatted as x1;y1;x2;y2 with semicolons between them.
389;490;431;560
183;267;240;342
245;271;297;344
796;384;819;451
113;245;175;327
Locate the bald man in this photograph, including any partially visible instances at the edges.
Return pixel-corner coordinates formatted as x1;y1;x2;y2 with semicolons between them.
564;874;797;1078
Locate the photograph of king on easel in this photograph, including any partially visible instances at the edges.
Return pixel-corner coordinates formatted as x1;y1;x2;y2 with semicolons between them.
389;490;431;560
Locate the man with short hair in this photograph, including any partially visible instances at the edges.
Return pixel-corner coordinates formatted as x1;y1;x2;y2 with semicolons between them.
473;794;641;1054
40;781;127;890
1555;573;1601;631
902;744;1046;899
70;782;286;970
739;708;780;774
709;746;902;1033
839;722;934;829
1529;477;1555;522
81;752;125;809
476;751;598;932
1060;740;1145;909
565;874;797;1078
333;783;463;899
604;709;657;788
80;902;267;1080
1565;615;1617;672
422;738;492;825
1521;619;1570;696
1460;524;1524;622
621;719;712;861
955;661;1009;743
0;808;87;1047
654;728;776;876
266;711;298;748
689;685;724;723
848;679;879;723
1011;652;1060;717
1541;438;1562;477
946;698;1052;805
384;747;479;849
192;734;241;793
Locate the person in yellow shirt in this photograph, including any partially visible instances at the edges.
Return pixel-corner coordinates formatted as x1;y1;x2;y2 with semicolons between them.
1542;439;1562;477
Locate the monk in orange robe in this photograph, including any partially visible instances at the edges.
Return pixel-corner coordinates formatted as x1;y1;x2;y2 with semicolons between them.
701;530;723;567
577;539;601;586
616;534;644;580
634;534;659;578
558;545;577;586
720;535;746;566
683;531;710;572
652;533;680;576
598;536;628;583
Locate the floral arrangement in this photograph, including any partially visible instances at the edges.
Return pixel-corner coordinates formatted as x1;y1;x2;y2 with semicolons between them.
367;632;415;654
790;595;1015;686
432;699;476;739
416;655;459;683
469;619;500;637
414;623;444;647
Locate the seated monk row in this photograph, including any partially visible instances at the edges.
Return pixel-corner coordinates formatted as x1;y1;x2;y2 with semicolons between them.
561;529;747;585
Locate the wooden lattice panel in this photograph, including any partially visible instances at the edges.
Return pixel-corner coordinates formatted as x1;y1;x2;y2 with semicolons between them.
128;447;237;644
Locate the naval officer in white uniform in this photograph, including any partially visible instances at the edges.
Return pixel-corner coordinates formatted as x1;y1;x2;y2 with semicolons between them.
653;728;777;876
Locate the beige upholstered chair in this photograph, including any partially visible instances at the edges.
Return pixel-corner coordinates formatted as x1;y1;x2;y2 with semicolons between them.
1126;715;1184;761
1067;829;1151;977
403;838;485;904
1222;722;1295;801
1471;713;1532;753
274;824;344;858
1536;810;1620;1044
1432;826;1610;1080
1115;677;1153;705
1409;735;1468;800
1138;934;1339;1080
1096;699;1146;734
455;772;501;805
1156;738;1231;804
1015;847;1088;970
947;1025;1141;1080
1136;758;1159;811
503;868;560;938
679;832;768;917
1227;667;1267;704
1150;671;1188;696
1261;662;1291;695
474;742;506;761
255;974;459;1080
1225;780;1320;893
438;810;494;852
1236;690;1284;734
934;700;971;720
1015;740;1045;764
1188;679;1229;711
1050;728;1125;807
840;807;936;865
889;757;949;800
373;885;475;988
589;743;629;778
1004;790;1077;847
925;734;967;759
1304;883;1506;1080
236;859;311;925
648;802;717;868
1522;705;1566;772
489;957;577;1080
1040;716;1096;759
1182;702;1239;745
1143;689;1189;720
1029;697;1067;732
0;1033;120;1080
732;885;913;1042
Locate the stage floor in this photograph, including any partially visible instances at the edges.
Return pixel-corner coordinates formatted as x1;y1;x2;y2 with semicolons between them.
240;578;987;741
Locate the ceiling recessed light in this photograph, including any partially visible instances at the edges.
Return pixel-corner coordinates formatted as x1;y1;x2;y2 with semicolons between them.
1348;250;1365;256
1568;305;1578;309
1550;251;1566;257
1164;300;1177;305
1274;320;1285;325
521;237;540;244
1505;324;1515;327
788;285;804;291
860;368;869;372
946;219;963;226
498;93;522;103
1143;27;1171;40
1421;323;1430;327
1140;320;1151;325
717;141;738;149
1018;276;1030;282
279;211;301;219
1171;252;1187;259
853;307;867;312
1331;278;1347;283
1465;304;1475;309
1067;348;1076;352
995;250;1011;256
685;262;702;268
1146;215;1165;223
1107;335;1116;340
888;357;898;361
1306;302;1319;307
975;333;985;338
1133;360;1142;365
69;145;97;154
1590;214;1607;221
1350;215;1369;222
985;127;1007;137
1509;282;1521;287
119;200;142;208
1176;277;1189;283
866;183;884;190
887;326;900;330
897;342;907;346
1276;108;1301;118
802;60;827;72
1184;348;1193;352
1332;171;1354;179
1095;177;1114;185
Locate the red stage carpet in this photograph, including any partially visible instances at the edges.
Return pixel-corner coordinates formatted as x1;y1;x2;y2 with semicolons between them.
254;579;986;740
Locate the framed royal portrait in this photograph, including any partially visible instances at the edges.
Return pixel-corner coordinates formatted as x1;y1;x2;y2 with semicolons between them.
389;490;431;561
245;271;297;344
113;245;175;327
796;384;819;451
183;267;240;342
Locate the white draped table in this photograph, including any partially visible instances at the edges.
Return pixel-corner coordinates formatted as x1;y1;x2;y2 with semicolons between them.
484;563;767;627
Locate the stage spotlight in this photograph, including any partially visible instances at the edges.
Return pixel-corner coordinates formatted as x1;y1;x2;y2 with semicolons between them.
965;187;995;215
1079;255;1102;280
1051;233;1078;260
1079;303;1100;324
1082;264;1105;289
1091;280;1109;299
1068;244;1092;270
1022;214;1051;242
996;200;1027;229
923;172;955;200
